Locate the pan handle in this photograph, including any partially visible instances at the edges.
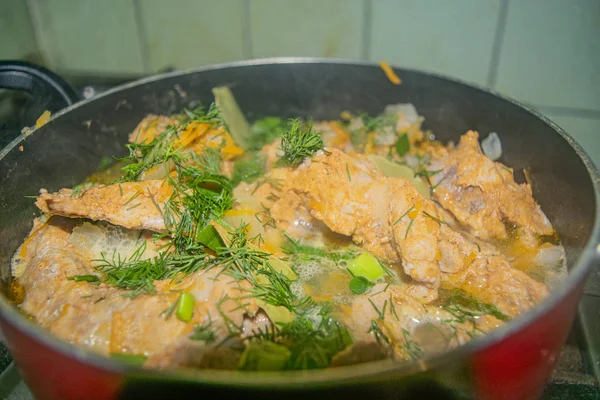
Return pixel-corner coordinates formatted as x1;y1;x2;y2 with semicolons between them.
0;61;79;112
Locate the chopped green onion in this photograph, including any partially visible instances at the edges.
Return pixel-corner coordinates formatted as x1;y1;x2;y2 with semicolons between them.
349;276;374;295
348;253;385;281
110;353;147;365
176;292;195;323
196;224;224;251
238;340;291;371
66;275;100;284
395;134;410;157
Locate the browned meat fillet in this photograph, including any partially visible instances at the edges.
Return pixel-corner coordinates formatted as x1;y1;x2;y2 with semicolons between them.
428;130;553;240
256;148;548;313
35;180;171;232
14;217;257;366
262;149;448;301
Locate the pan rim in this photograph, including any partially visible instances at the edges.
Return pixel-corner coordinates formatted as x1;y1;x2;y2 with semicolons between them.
1;57;598;387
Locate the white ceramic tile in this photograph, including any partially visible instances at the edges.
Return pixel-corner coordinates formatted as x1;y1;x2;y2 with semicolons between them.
250;0;364;58
545;114;600;166
139;0;246;72
496;0;600;110
370;0;501;85
33;0;144;74
0;0;39;60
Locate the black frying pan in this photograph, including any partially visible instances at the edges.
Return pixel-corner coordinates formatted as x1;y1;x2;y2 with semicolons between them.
0;59;598;400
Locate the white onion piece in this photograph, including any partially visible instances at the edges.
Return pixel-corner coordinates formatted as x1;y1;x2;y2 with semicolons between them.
384;103;419;132
482;132;502;161
535;245;567;289
384;103;419;123
535;246;565;270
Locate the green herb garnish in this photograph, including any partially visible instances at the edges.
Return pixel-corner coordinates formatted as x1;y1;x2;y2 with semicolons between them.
175;292;195;322
231;154;265;186
279;119;325;166
443;289;509;322
348;252;385;281
97;156;114;171
349;276;374;295
395;134;410;157
110;353;147;365
393;205;415;226
196;224;224;251
66;274;100;284
238;340;292;371
249;117;286;150
189;320;217;344
281;232;358;265
246;307;353;370
401;328;424;360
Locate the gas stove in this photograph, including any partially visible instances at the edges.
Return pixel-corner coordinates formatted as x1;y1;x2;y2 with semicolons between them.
0;76;598;399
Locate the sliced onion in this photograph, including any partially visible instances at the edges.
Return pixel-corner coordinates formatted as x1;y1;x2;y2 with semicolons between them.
384;103;418;123
482;132;502;161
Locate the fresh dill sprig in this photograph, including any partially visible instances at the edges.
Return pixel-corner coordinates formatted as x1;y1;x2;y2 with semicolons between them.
180;103;222;128
281;232;358;265
248;117;287;151
443;289;509;322
393;205;415;226
116;104;224;183
215;225;306;312
278;119;326;167
367;298;392;349
438;289;509;340
349;113;397;151
252;176;283;194
189;316;217;344
422;211;447;225
92;241;217;297
401;329;424;360
404;218;415;239
362;113;397;134
69;185;85;198
245;306;353;370
255;204;276;229
163;161;233;252
368;320;390;348
411;153;432;179
414;169;442;178
231;154;266;186
190;146;225;176
117;125;183;182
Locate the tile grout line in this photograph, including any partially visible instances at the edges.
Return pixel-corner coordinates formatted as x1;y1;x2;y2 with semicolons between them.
132;0;152;74
242;0;253;59
486;0;509;89
361;0;372;61
25;0;60;70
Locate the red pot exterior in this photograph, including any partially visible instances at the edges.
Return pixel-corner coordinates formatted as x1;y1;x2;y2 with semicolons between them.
0;318;122;400
473;285;583;400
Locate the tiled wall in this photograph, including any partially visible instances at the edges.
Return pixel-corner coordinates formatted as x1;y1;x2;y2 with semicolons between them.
2;0;599;164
